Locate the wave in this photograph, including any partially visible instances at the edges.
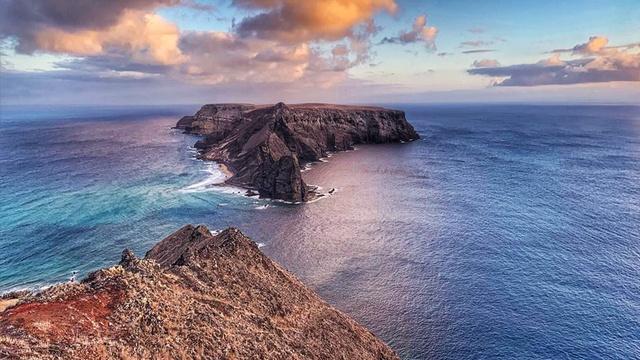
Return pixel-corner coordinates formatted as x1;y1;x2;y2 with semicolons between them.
186;146;199;155
179;163;228;193
301;163;314;173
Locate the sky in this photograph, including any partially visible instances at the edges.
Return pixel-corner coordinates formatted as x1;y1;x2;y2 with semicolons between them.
0;0;639;105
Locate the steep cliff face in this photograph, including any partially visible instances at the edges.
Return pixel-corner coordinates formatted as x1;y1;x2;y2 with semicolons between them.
0;225;399;360
177;103;254;139
177;102;419;202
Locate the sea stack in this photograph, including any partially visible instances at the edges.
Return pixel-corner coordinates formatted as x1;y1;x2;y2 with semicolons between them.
177;103;419;202
0;225;399;359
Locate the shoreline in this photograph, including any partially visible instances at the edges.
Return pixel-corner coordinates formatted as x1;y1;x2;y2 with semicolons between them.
177;102;419;202
218;163;234;179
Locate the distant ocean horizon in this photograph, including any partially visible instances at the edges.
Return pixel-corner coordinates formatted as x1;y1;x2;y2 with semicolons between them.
1;104;639;359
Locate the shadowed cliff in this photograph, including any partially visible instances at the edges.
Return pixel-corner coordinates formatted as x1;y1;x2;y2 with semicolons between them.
177;103;419;202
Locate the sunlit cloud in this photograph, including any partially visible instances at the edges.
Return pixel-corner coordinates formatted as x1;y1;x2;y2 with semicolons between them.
468;36;640;86
33;11;185;66
0;0;406;92
233;0;397;43
0;0;181;51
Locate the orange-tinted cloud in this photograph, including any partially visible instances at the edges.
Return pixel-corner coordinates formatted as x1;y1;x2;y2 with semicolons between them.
0;0;180;49
33;10;184;65
234;0;397;43
177;0;399;85
572;36;608;54
0;0;409;92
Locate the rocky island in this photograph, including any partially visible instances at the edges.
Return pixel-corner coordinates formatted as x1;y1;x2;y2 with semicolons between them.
177;103;419;202
0;226;399;359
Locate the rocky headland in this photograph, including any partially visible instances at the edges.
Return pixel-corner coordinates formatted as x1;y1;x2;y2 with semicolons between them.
0;225;399;359
177;103;419;202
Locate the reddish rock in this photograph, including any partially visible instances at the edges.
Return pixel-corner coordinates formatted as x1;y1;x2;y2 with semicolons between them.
0;225;400;360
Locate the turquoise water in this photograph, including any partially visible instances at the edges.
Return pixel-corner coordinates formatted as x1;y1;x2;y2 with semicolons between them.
1;105;639;359
0;106;269;291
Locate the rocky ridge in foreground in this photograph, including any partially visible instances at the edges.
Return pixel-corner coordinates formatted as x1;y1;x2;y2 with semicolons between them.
177;102;419;202
0;225;399;360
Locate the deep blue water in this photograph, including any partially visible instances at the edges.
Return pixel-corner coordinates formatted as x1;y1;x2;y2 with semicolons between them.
1;104;639;359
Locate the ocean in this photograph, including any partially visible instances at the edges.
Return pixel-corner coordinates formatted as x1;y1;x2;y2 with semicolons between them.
1;104;639;359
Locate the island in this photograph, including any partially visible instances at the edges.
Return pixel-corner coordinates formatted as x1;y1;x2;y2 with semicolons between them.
0;226;399;359
176;102;419;202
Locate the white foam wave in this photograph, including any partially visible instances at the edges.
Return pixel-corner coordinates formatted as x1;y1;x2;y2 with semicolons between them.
180;163;227;193
301;163;314;173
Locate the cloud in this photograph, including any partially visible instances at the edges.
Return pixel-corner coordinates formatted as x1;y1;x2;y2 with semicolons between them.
460;40;493;48
1;0;436;99
379;15;438;48
233;0;397;43
1;0;394;79
177;31;315;84
462;49;495;54
0;1;186;66
228;1;397;75
472;59;500;68
551;36;610;55
33;11;185;65
180;0;216;12
572;36;608;54
0;0;180;49
468;36;640;86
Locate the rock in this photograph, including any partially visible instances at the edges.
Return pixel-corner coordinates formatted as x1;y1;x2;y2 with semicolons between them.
245;190;259;197
255;154;308;202
176;104;255;138
0;225;400;360
179;103;419;202
175;115;194;130
119;249;137;266
0;299;19;313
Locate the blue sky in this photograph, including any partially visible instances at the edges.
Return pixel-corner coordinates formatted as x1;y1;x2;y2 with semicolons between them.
1;0;639;104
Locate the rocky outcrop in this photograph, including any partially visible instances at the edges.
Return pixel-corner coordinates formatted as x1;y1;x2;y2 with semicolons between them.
0;225;399;360
178;104;255;143
177;102;419;202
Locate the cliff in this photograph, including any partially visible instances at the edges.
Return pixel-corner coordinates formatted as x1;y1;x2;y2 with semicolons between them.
0;225;399;360
177;103;419;202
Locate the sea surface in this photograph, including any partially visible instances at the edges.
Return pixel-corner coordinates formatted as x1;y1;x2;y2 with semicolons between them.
1;104;639;359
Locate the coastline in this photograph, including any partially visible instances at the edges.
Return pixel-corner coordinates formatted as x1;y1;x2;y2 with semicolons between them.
218;163;234;179
178;102;419;202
